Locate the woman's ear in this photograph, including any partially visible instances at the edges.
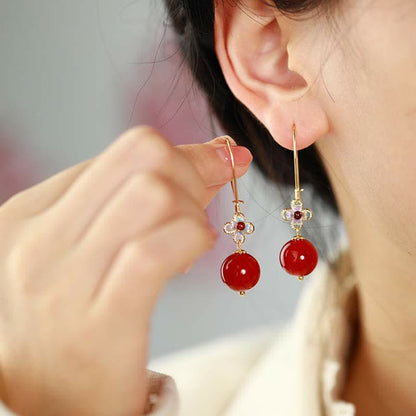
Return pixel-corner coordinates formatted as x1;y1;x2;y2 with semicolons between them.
214;0;329;150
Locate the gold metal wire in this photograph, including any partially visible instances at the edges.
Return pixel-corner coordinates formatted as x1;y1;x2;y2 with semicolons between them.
223;136;244;214
293;123;302;202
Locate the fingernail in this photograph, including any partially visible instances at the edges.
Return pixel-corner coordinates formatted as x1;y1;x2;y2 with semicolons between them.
216;146;253;166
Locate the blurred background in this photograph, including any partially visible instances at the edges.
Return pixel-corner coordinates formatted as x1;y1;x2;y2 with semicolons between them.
0;0;342;358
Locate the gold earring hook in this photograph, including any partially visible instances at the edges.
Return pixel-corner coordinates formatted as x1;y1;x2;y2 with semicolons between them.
293;123;302;202
223;136;243;213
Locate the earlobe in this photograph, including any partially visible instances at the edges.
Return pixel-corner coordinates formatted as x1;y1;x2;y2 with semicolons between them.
214;0;329;150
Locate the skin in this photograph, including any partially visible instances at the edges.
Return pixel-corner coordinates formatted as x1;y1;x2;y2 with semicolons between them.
214;0;415;415
0;127;253;415
0;0;414;415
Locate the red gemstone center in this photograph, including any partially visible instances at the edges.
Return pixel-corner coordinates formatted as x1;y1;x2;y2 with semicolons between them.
236;221;246;231
279;238;318;277
294;211;303;220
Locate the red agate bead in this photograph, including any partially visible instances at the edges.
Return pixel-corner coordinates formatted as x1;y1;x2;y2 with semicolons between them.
279;238;318;277
221;252;260;292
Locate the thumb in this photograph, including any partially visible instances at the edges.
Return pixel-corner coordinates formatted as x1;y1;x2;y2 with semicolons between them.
176;136;253;188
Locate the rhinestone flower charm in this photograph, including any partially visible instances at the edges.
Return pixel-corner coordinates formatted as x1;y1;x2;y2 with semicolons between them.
281;199;313;234
223;212;255;245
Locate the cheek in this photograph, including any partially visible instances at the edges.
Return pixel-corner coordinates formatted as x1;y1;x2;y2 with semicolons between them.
316;2;416;250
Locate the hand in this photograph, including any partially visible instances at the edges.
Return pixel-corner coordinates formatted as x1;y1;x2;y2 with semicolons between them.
0;126;253;415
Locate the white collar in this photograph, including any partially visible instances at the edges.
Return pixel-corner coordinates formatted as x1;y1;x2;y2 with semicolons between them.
224;250;358;416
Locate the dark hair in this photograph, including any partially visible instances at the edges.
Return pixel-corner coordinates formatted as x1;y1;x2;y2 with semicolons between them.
164;0;342;257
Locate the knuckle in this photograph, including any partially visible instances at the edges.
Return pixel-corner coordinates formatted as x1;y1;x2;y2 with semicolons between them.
114;127;176;185
121;239;155;276
0;191;24;212
116;126;170;165
8;238;35;272
121;125;169;155
134;134;172;168
195;222;217;247
8;242;38;292
0;216;13;243
120;125;158;142
179;216;214;245
178;215;200;232
6;224;57;294
134;173;177;213
150;178;177;212
128;124;159;138
0;190;39;221
7;244;24;277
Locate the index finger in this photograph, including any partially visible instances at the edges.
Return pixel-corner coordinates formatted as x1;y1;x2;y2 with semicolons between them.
45;128;253;242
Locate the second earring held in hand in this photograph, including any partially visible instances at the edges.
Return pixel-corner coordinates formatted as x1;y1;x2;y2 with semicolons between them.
220;123;318;296
0;127;256;415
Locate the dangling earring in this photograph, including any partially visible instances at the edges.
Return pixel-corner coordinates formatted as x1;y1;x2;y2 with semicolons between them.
220;137;261;296
280;123;318;280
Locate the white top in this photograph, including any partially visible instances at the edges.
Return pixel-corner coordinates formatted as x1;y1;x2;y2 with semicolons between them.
0;251;358;415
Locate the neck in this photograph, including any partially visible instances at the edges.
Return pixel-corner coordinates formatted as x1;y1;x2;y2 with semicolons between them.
335;186;416;414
